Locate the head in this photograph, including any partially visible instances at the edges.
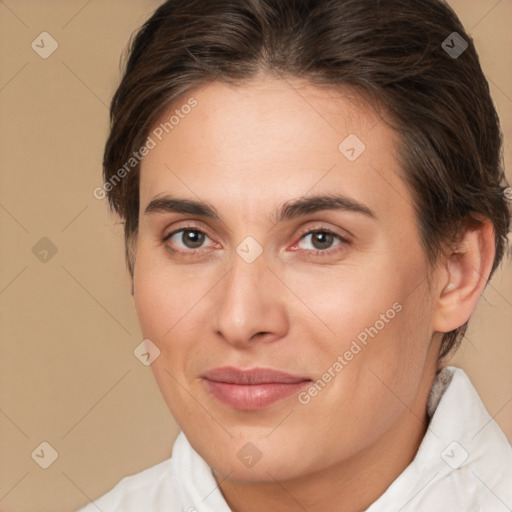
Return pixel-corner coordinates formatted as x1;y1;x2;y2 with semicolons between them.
100;0;510;483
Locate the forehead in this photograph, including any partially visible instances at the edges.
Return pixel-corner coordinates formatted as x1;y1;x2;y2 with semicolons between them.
146;76;385;159
139;76;411;226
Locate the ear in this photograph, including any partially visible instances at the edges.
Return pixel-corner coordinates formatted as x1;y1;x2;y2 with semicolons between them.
432;216;496;333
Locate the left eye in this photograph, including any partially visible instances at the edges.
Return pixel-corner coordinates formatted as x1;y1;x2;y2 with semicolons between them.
296;229;345;252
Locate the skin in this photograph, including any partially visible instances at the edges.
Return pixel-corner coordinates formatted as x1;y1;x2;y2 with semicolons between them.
132;74;495;512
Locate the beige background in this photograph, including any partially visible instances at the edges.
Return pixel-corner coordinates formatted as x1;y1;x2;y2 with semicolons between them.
0;1;511;511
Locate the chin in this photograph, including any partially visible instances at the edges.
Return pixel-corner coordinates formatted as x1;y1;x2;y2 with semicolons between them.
196;433;315;484
211;455;303;483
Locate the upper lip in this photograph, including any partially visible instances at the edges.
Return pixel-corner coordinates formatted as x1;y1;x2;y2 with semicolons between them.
202;366;311;385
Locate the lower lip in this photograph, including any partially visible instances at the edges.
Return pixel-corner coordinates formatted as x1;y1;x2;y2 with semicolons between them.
202;379;311;410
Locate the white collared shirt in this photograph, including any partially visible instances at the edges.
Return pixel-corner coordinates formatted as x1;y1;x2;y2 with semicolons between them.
77;366;512;511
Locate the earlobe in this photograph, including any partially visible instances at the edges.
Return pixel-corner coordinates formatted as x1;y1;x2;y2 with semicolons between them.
432;217;496;333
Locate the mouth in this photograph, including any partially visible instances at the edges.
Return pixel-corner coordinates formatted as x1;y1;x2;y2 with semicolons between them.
201;366;312;410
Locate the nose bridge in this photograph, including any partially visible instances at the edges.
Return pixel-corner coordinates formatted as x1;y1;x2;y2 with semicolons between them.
212;241;286;346
221;245;269;320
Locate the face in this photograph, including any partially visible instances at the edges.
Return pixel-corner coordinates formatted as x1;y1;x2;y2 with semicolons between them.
133;75;441;482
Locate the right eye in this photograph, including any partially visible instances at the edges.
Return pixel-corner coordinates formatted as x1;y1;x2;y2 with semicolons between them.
163;228;216;254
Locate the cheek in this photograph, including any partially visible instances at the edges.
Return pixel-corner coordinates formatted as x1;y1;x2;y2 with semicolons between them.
294;288;433;463
133;270;170;340
132;257;204;420
279;263;406;353
133;252;186;351
297;254;434;405
132;249;218;366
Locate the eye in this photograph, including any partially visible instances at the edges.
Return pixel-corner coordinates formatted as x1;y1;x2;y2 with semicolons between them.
163;228;215;253
293;227;349;257
162;225;350;258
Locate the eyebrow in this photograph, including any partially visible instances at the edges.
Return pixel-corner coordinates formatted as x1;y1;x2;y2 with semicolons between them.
144;193;377;223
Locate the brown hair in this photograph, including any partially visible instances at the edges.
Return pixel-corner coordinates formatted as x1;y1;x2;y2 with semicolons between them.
102;0;511;361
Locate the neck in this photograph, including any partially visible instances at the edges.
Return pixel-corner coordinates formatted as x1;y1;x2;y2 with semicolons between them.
215;366;438;512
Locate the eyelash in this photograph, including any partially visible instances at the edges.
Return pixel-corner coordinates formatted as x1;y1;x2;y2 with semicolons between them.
162;224;350;258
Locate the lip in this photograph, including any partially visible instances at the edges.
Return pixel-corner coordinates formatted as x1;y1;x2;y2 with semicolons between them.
201;366;312;410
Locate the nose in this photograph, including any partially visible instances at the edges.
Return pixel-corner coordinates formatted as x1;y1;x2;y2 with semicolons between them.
211;249;289;349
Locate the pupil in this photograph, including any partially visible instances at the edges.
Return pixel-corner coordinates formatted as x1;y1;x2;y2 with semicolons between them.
184;230;204;248
313;232;332;250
